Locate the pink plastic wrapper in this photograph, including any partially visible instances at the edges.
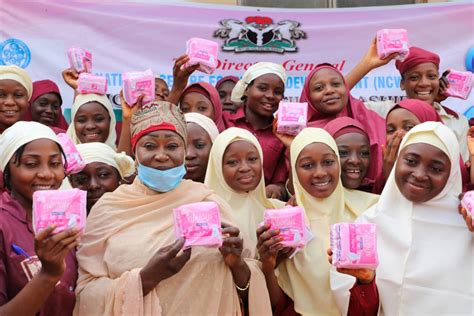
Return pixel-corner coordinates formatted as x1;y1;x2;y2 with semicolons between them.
264;206;306;248
185;38;218;74
461;191;474;225
276;102;308;136
57;133;86;175
376;29;409;61
173;201;222;249
32;189;87;235
330;223;378;269
77;73;108;95
122;69;155;106
444;70;473;100
67;47;92;73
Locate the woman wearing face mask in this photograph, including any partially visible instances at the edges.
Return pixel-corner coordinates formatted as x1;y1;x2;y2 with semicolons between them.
184;112;219;183
74;102;271;315
258;128;379;315
329;122;473;315
69;142;135;213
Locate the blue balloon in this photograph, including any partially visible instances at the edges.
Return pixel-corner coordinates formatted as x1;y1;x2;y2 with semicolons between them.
466;46;474;73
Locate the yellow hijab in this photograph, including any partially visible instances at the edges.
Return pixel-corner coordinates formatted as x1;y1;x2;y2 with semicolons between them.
205;127;284;247
277;127;379;316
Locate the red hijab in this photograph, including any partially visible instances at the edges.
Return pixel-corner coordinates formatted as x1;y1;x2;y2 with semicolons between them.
180;82;225;132
215;76;239;90
387;99;442;123
23;80;69;130
324;117;377;189
300;63;386;183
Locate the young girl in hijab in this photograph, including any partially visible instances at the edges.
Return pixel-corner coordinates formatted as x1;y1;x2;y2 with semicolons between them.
258;128;379;315
74;101;272;315
225;62;288;200
299;63;386;185
23;80;69;132
330;122;473;315
324;117;373;192
0;121;80;315
215;75;240;113
0;66;32;134
379;99;468;193
184;112;219;183
179;82;225;132
347;40;470;161
205;127;285;247
66;93;117;149
69;142;135;213
154;77;170;102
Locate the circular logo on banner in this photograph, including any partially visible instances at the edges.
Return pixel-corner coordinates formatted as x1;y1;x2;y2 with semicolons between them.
0;38;31;68
466;46;474;73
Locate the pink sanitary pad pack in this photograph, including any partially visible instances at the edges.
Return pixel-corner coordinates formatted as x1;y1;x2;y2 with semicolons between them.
122;69;155;106
264;206;306;248
67;47;92;73
173;201;222;249
185;38;218;74
276;102;308;136
32;189;87;235
77;73;108;95
461;191;474;225
376;29;409;61
57;133;86;175
444;70;473;100
330;223;379;269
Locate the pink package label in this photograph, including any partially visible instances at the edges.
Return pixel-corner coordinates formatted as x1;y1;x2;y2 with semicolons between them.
185;38;218;74
173;201;222;249
376;29;409;61
461;191;474;225
122;69;155;106
444;70;473;100
264;207;306;248
67;47;92;73
33;189;87;235
56;133;86;175
330;223;379;269
77;73;108;95
277;102;308;136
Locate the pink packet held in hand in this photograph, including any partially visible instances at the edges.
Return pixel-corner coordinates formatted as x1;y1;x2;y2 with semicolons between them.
33;189;87;235
56;133;86;175
67;47;92;73
264;206;306;248
77;73;108;95
122;69;155;106
330;223;378;269
277;102;308;136
376;29;409;61
185;38;218;74
444;70;473;100
173;201;222;249
461;191;474;225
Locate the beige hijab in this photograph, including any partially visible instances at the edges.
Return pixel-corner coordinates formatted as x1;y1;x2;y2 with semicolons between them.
74;177;272;315
277;127;379;316
205;127;285;248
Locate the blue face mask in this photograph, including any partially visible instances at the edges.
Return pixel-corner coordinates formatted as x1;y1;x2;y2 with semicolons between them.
137;162;186;193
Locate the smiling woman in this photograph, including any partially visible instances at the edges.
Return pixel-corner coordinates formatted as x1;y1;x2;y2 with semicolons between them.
0;66;33;134
66;94;116;149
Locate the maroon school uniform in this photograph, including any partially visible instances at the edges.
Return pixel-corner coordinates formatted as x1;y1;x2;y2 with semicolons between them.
223;107;288;185
0;191;77;315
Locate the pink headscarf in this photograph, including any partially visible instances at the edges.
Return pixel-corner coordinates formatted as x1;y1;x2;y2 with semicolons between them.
387;99;442;123
300;63;386;183
180;82;225;132
23;80;69;130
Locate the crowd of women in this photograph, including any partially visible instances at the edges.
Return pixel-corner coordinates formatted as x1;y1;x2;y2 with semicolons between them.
0;37;472;315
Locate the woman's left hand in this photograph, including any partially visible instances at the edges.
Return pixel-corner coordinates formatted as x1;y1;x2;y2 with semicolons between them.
435;70;450;103
219;224;244;268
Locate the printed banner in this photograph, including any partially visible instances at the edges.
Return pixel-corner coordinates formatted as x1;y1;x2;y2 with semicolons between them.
1;0;473;120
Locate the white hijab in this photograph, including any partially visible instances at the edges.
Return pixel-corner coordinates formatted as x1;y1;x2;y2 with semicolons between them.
331;121;473;315
66;94;117;149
